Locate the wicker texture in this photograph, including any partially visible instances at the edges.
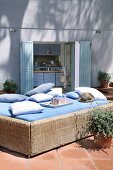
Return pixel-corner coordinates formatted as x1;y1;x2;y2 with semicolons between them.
30;102;113;156
31;113;76;156
0;116;31;155
0;102;113;156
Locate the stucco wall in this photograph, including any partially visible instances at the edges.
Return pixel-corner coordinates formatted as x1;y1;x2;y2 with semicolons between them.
0;0;113;91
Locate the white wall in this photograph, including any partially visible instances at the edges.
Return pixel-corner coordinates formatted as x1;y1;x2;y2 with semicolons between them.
0;0;113;90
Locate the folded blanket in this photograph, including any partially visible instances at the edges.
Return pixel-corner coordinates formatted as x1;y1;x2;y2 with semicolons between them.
9;101;44;116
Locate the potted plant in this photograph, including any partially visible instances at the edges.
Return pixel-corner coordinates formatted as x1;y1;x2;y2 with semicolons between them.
3;79;17;93
89;108;113;148
97;70;111;88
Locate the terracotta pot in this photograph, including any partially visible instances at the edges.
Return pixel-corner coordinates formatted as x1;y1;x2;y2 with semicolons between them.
101;80;109;88
6;90;15;94
109;82;113;87
94;133;112;149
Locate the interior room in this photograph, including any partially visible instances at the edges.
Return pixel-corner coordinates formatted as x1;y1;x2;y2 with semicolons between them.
33;42;73;91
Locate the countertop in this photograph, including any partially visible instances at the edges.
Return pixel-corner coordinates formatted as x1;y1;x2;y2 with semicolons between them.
33;70;63;73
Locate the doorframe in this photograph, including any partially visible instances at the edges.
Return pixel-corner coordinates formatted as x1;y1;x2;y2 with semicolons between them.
64;42;75;91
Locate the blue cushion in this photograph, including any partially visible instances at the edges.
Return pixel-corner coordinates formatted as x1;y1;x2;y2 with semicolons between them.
0;94;27;103
9;101;44;116
75;87;107;100
28;93;53;102
25;83;55;96
65;91;79;99
47;88;63;97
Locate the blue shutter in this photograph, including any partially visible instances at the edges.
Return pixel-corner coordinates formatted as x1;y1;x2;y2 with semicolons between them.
79;41;91;87
20;41;33;94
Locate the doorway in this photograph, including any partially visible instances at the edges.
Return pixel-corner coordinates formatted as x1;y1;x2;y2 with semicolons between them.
20;41;91;94
33;42;75;91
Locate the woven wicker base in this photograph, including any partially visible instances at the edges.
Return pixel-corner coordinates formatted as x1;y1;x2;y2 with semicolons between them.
0;102;113;156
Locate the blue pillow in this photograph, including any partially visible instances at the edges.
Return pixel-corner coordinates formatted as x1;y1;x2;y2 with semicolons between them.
28;93;53;102
47;88;63;97
0;94;28;103
25;83;55;96
65;91;79;99
9;101;44;116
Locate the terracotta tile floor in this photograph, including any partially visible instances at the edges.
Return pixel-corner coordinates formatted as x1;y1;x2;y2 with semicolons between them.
0;137;113;170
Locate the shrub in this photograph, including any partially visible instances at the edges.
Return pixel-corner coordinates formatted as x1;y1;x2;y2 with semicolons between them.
3;79;17;92
89;108;113;138
97;70;111;82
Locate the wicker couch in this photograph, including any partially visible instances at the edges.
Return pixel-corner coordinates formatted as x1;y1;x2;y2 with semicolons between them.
0;102;113;157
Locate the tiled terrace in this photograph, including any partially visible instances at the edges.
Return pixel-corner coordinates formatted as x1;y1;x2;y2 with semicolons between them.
0;137;113;170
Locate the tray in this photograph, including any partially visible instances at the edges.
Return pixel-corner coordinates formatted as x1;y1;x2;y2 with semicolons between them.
41;100;73;108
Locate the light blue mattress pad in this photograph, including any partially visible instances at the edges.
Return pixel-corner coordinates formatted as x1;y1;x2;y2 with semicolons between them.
0;98;109;122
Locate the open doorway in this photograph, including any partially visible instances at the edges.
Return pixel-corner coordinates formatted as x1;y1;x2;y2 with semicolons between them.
33;42;75;91
20;41;91;94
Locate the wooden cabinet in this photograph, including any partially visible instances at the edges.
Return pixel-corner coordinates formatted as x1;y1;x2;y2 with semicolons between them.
44;73;55;84
33;73;43;87
33;72;63;87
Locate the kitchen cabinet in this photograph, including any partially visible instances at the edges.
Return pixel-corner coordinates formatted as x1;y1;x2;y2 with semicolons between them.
44;73;55;84
33;73;43;87
34;44;61;56
33;72;63;87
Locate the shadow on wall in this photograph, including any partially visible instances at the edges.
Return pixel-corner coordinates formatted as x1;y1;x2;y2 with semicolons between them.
0;0;29;91
91;31;113;87
22;0;97;41
0;0;113;90
21;0;113;88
